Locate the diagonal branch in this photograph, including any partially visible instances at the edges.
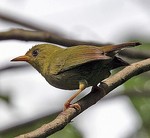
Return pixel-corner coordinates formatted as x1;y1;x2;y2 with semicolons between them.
16;58;150;138
0;12;42;31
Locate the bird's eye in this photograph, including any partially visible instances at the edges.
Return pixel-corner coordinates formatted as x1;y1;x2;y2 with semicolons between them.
32;49;39;57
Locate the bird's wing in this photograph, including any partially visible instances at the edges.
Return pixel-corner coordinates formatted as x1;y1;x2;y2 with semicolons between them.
50;46;111;75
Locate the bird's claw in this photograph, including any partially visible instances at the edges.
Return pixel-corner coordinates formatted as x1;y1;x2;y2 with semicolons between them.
63;103;81;111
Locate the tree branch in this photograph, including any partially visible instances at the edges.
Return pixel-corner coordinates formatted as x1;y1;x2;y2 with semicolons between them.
0;29;107;46
0;12;62;36
16;58;150;138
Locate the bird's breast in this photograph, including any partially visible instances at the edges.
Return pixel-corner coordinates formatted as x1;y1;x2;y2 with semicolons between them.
43;61;111;90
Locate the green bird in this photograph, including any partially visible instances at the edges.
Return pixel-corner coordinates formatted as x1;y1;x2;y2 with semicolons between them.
11;42;141;110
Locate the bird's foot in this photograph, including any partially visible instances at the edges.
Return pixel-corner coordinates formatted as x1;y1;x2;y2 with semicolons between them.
63;102;81;111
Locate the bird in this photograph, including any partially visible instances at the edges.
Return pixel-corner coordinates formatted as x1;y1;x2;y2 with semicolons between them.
11;42;141;110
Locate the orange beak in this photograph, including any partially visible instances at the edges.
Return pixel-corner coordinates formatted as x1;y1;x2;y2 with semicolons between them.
11;55;30;62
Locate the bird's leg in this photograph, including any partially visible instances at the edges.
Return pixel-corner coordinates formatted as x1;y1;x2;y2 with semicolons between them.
64;80;88;111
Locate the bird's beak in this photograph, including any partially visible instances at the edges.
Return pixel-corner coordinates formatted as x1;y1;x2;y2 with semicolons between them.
11;55;30;62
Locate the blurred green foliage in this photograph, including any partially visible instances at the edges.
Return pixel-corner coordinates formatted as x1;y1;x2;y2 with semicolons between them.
124;74;150;138
0;93;10;104
123;41;150;137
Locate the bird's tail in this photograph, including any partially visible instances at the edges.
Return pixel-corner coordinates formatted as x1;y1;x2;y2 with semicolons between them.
100;42;141;69
100;42;141;53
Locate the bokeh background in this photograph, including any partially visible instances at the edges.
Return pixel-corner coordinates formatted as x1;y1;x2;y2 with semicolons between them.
0;0;150;138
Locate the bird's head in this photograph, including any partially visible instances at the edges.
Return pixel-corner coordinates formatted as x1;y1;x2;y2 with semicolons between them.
11;44;62;74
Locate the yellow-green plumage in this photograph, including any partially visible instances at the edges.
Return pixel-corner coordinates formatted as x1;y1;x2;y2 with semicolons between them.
13;42;141;90
25;44;111;89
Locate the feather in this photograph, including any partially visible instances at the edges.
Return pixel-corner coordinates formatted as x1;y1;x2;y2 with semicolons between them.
50;46;111;74
50;42;141;74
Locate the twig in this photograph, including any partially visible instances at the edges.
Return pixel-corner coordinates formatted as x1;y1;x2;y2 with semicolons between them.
119;49;150;59
0;12;61;36
0;29;107;46
16;58;150;138
0;12;40;31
